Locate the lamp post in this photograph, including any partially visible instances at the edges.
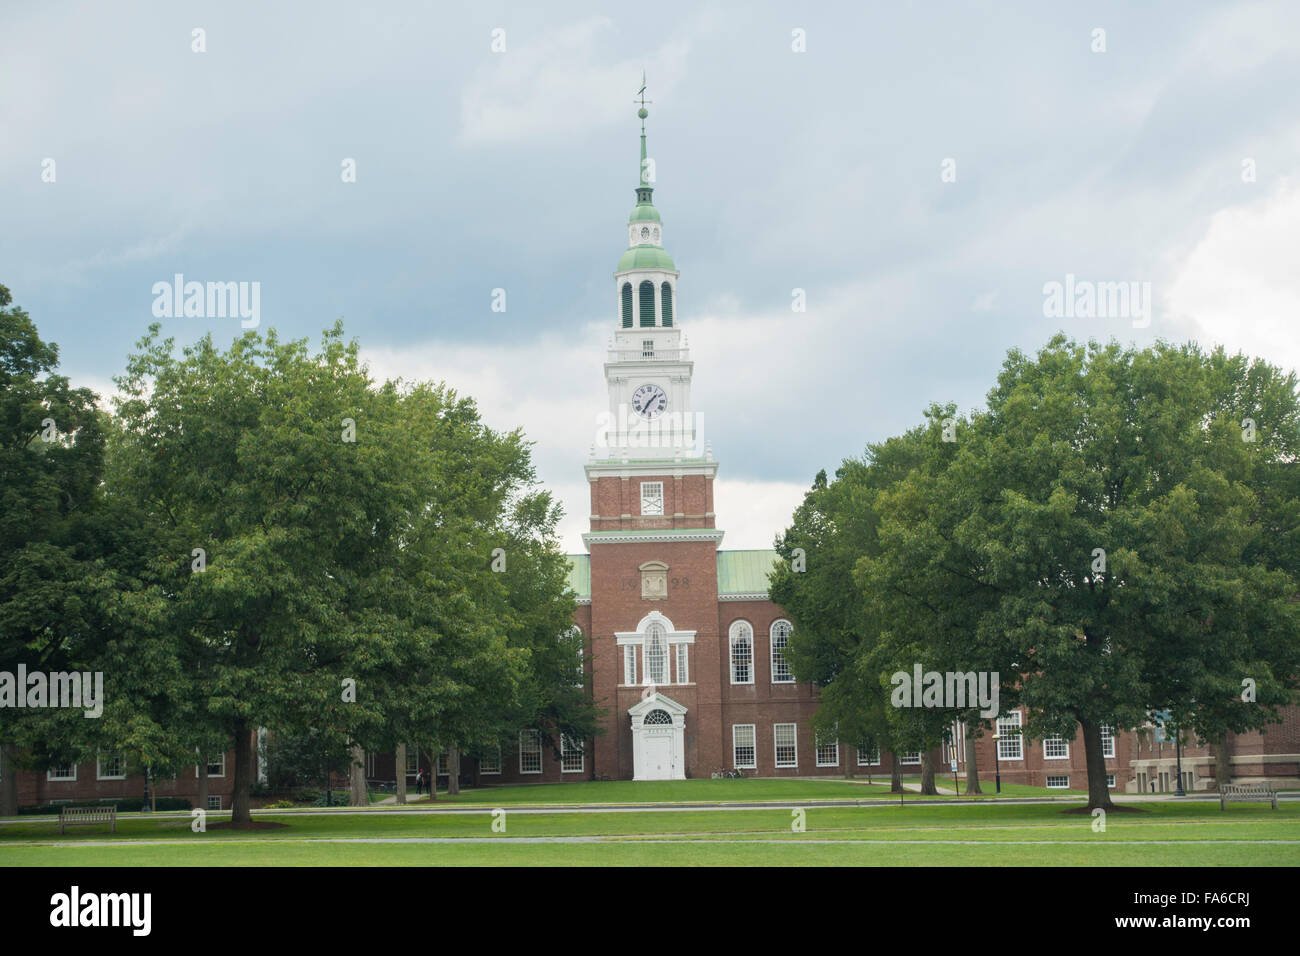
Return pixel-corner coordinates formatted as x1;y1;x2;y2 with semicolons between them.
992;733;1002;795
1174;725;1186;797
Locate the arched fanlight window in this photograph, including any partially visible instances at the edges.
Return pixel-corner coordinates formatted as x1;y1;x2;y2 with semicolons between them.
660;282;673;326
644;709;672;726
729;620;753;684
639;280;656;327
621;282;633;328
645;623;668;684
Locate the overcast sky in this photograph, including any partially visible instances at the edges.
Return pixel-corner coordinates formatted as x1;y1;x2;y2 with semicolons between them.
4;1;1298;552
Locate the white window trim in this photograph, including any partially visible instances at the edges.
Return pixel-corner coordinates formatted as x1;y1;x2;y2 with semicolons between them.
196;753;226;778
560;735;584;774
899;751;922;766
729;620;754;685
857;747;881;767
519;730;542;775
675;643;689;684
96;753;126;781
770;619;794;684
815;737;839;768
47;763;77;782
1043;736;1070;760
624;644;638;686
774;723;798;769
732;724;757;769
996;712;1023;761
1106;774;1116;788
207;795;223;810
640;481;664;517
1045;775;1069;789
1100;725;1116;759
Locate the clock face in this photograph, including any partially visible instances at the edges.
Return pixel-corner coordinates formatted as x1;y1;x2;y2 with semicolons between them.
631;383;668;419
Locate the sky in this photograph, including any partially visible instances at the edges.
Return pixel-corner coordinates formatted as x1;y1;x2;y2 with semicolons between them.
4;1;1299;553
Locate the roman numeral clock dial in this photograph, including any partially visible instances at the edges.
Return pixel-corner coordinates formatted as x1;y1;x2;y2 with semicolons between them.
631;383;668;419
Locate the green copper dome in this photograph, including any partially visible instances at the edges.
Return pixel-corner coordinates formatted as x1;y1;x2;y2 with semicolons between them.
629;204;661;222
617;245;676;271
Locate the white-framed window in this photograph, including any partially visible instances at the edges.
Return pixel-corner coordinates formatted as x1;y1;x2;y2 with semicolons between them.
47;763;76;782
96;753;125;780
196;754;226;778
899;751;922;765
1101;725;1116;759
675;643;689;684
857;746;881;767
774;723;798;768
519;730;542;774
996;712;1023;760
1043;736;1069;759
641;339;655;358
640;481;664;516
1046;775;1069;789
479;746;502;775
1106;774;1116;788
815;735;839;768
729;620;753;684
624;644;638;686
645;622;668;684
437;750;449;775
732;724;756;769
561;735;584;773
405;746;419;775
770;619;794;683
207;795;222;810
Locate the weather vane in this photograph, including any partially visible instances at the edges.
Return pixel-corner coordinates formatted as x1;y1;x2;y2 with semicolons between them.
634;70;651;122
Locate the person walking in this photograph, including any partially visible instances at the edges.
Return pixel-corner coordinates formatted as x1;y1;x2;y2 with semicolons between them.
415;768;424;795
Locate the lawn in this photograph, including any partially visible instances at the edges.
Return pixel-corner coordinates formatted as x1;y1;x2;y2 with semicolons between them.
1;792;1295;866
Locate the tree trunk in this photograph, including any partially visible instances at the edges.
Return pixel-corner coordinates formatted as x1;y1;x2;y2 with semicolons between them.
231;723;253;825
1079;717;1116;811
349;744;367;806
395;743;407;805
919;752;938;795
964;722;983;795
0;743;19;817
426;744;436;801
889;754;903;793
448;746;460;796
197;760;209;813
1213;736;1233;790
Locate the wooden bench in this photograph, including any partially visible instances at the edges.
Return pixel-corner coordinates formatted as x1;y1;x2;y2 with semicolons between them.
1218;784;1277;810
58;805;117;834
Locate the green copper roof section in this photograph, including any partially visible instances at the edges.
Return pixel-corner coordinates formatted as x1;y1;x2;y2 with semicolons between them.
566;554;590;599
617;245;676;271
629;72;662;229
716;549;780;594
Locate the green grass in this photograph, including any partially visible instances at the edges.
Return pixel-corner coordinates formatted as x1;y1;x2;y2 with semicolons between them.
2;793;1295;866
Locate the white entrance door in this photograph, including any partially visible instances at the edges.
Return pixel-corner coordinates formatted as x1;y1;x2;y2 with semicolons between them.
641;732;674;780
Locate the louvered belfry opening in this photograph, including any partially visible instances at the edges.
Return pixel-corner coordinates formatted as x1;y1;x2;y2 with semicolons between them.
639;280;656;326
660;282;673;326
621;282;633;327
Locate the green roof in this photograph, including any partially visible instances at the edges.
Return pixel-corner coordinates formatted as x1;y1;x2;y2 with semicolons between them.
717;549;780;595
566;554;590;600
617;245;676;271
629;204;661;222
565;548;778;601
